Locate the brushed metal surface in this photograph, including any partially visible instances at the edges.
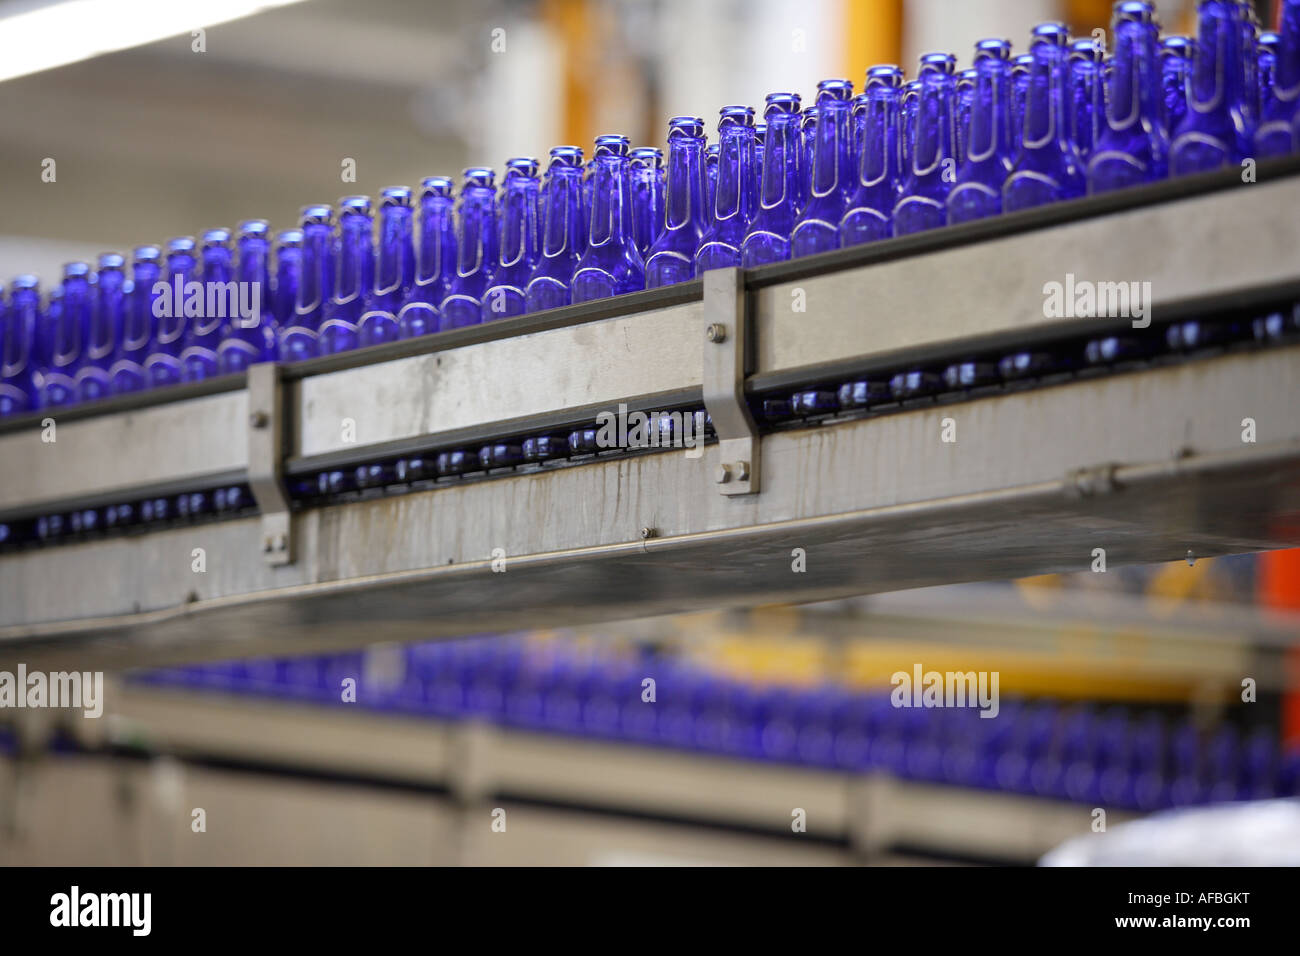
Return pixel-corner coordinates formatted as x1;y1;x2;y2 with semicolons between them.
753;176;1300;384
291;300;706;459
4;346;1298;667
0;389;249;518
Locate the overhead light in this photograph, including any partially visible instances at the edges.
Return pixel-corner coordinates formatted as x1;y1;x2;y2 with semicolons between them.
0;0;312;83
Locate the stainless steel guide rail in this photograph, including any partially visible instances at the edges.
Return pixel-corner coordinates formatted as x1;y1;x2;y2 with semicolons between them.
2;161;1299;667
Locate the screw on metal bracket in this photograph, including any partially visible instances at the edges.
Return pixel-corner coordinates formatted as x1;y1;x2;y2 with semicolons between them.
715;464;732;484
706;323;727;343
640;527;657;540
249;411;269;429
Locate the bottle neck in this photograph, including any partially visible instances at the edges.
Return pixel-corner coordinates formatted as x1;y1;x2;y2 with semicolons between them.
811;100;850;196
499;179;541;268
335;217;373;302
237;240;270;286
588;155;633;245
1191;4;1245;111
417;197;455;283
665;136;706;230
967;60;1011;160
913;73;957;172
1024;46;1070;149
456;188;497;276
1109;21;1160;128
542;166;584;256
760;113;799;208
298;224;332;315
376;207;414;295
860;91;901;185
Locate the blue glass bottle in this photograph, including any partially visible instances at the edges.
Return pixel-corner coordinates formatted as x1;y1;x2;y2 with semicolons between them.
1089;1;1169;193
357;186;415;347
1005;24;1086;212
698;106;760;271
1160;36;1196;136
1239;0;1261;124
0;276;40;416
743;93;803;266
752;123;767;189
398;177;457;339
1170;1;1254;175
1255;0;1300;156
40;261;91;407
440;167;497;330
797;108;819;213
145;238;195;387
218;220;278;374
281;206;334;362
1258;31;1281;103
1069;38;1105;159
181;228;232;381
956;67;978;165
850;91;871;175
895;55;959;236
948;40;1015;225
483;158;541;321
77;252;125;402
111;246;159;394
841;67;903;245
793;80;855;255
705;143;720;226
526;146;586;309
645;119;707;288
629;147;665;258
320;196;374;355
572;135;644;303
1011;53;1035;154
272;229;302;329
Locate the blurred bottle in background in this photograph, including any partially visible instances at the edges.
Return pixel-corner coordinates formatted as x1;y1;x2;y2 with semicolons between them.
145;238;195;386
111;246;160;395
841;66;903;245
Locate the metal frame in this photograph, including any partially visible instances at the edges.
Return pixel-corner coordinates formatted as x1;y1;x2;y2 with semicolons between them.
2;165;1300;664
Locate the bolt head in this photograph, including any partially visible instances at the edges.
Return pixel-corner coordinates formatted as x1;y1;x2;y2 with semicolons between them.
734;460;750;481
250;411;270;429
706;323;726;343
715;463;733;484
640;527;656;539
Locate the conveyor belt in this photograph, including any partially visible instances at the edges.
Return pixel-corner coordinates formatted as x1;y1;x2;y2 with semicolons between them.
2;162;1299;666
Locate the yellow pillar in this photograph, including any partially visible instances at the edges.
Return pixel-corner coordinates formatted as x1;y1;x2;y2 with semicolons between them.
843;0;905;82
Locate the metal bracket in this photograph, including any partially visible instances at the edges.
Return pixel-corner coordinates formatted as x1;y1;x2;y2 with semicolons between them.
701;268;759;496
247;362;294;565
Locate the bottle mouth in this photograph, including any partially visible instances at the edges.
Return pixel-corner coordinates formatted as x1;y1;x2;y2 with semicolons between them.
667;116;705;139
166;236;197;254
97;252;125;270
629;147;663;169
300;205;334;226
338;196;373;216
504;157;541;180
463;167;496;188
420;176;454;198
548;145;585;166
814;80;852;103
380;186;413;206
593;134;631;158
1030;22;1070;49
238;220;271;239
202;227;232;246
1115;0;1156;25
918;52;957;76
276;229;304;247
132;245;162;263
63;261;92;278
974;38;1012;62
12;274;39;290
763;93;801;115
